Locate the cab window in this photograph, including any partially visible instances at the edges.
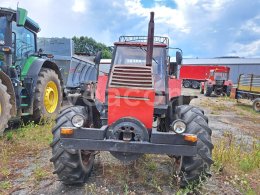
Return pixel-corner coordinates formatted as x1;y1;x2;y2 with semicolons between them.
12;22;36;61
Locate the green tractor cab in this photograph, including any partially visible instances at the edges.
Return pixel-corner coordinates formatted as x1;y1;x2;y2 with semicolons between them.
0;7;61;135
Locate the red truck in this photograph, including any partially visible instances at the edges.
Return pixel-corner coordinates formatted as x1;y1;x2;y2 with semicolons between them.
180;65;230;89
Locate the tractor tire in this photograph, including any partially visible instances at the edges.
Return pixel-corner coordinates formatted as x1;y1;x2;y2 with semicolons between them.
183;80;191;88
204;83;213;97
50;106;95;185
226;86;231;97
191;81;200;89
253;98;260;112
33;68;62;122
175;105;213;187
0;80;12;136
199;83;204;94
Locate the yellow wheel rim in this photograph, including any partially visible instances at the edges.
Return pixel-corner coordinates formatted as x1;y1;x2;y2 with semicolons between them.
44;81;59;113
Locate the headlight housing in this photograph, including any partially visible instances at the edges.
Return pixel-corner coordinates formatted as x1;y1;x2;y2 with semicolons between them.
171;119;186;134
71;114;85;128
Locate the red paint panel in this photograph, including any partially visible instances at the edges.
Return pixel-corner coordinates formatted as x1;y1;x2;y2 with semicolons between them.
179;65;230;81
108;88;155;129
96;75;108;103
168;78;182;99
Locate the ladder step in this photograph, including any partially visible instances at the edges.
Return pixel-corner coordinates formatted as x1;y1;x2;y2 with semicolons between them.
20;104;29;107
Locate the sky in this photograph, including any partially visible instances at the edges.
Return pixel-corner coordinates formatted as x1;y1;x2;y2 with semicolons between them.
1;0;260;58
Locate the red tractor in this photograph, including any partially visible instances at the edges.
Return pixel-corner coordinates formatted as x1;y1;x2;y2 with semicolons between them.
50;12;213;187
200;68;233;96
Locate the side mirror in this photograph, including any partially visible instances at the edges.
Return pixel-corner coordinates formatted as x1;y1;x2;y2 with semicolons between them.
94;51;102;65
176;51;182;65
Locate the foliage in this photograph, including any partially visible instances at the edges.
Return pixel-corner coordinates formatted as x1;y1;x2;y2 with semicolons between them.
72;36;112;59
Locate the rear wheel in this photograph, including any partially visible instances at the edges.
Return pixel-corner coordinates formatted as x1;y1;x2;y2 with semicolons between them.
174;105;213;187
204;82;213;97
253;98;260;112
50;106;95;185
183;80;191;88
33;68;62;121
0;80;12;136
226;86;231;97
191;81;200;89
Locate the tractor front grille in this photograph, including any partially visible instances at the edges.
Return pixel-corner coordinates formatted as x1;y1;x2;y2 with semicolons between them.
109;65;154;89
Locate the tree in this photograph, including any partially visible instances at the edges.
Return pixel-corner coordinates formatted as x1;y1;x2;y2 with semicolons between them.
72;36;112;59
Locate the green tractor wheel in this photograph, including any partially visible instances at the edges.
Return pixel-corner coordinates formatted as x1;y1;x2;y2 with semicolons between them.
33;68;62;122
0;80;12;136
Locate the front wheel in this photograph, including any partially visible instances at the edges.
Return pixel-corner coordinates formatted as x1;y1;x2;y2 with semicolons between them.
204;82;213;97
175;105;213;187
50;106;95;185
226;86;231;97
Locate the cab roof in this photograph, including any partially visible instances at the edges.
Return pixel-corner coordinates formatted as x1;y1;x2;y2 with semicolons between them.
114;42;168;47
115;36;169;48
0;7;40;33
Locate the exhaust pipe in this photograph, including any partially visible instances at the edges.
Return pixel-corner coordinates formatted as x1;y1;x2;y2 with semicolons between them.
146;12;154;67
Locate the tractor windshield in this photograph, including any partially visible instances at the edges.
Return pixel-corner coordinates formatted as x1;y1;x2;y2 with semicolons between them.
114;46;166;91
214;72;228;80
0;17;6;45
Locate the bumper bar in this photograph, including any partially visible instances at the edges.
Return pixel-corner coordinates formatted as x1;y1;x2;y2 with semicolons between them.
60;126;197;156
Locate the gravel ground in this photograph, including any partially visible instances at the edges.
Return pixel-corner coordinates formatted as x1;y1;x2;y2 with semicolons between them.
3;88;260;195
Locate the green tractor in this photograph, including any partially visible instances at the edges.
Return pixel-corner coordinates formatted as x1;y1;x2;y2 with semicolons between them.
0;7;63;135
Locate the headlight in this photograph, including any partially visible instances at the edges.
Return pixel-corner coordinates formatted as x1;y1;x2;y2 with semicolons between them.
71;114;85;128
171;119;186;134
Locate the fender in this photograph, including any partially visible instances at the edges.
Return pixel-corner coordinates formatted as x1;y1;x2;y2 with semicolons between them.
224;80;233;86
0;71;16;116
22;57;63;87
21;57;64;112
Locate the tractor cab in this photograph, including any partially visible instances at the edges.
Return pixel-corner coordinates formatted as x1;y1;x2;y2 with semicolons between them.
209;69;229;82
112;36;168;96
0;7;40;69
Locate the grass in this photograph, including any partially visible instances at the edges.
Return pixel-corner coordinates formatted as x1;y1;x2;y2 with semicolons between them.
212;132;260;194
0;181;12;190
33;166;49;182
0;120;54;194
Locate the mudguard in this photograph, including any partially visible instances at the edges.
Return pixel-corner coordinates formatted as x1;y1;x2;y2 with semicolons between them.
22;57;63;87
21;57;63;112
